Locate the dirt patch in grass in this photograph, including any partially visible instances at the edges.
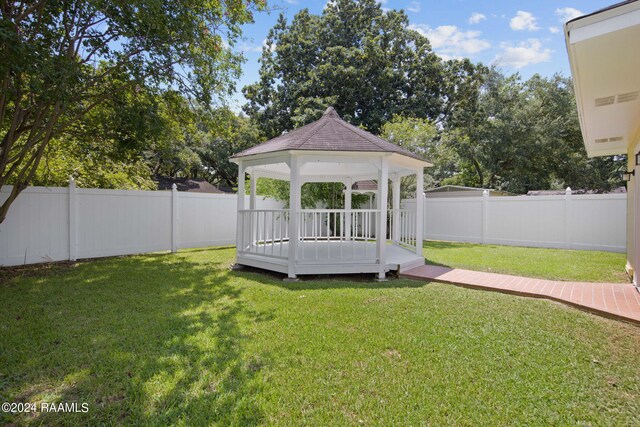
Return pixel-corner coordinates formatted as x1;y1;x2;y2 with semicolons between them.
0;261;76;283
383;349;402;359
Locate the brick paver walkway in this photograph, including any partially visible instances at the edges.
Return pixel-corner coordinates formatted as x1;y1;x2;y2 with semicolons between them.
401;265;640;325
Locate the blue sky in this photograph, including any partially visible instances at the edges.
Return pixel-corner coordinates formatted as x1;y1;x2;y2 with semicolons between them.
229;0;614;111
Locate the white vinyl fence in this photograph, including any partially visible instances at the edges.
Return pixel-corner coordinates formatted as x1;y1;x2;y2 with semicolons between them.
0;183;627;267
0;181;282;266
403;189;627;253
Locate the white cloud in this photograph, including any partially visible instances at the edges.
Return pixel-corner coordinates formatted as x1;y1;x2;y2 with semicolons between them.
407;2;421;13
438;53;464;61
374;0;390;13
284;0;298;4
468;12;486;24
237;38;276;54
238;41;263;53
509;11;540;31
548;26;560;34
496;39;552;68
262;38;276;53
555;7;583;23
410;24;491;58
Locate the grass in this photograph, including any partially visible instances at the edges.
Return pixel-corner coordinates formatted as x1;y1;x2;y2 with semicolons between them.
0;246;639;425
425;240;629;283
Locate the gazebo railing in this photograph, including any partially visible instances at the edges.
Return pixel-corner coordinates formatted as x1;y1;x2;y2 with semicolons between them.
238;207;418;263
237;209;290;260
389;208;417;252
299;209;378;240
237;208;383;263
298;209;380;262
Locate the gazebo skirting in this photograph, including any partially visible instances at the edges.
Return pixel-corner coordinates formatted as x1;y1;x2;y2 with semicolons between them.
236;208;424;275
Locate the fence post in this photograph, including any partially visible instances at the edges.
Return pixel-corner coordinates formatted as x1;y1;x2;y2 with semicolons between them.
564;187;572;249
481;190;489;244
171;183;178;253
69;176;77;261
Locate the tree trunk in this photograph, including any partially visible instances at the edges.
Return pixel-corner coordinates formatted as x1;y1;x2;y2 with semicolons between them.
471;157;484;187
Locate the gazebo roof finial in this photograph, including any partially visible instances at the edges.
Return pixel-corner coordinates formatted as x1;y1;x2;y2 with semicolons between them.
322;106;340;118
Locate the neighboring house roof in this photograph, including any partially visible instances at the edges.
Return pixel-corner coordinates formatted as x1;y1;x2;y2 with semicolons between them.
155;176;228;193
526;187;627;196
352;180;378;192
425;185;487;193
231;107;428;163
424;185;514;197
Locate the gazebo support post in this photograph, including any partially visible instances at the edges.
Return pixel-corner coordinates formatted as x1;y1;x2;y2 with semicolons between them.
249;172;257;210
236;161;246;258
392;174;400;244
287;155;301;280
344;177;352;241
376;158;389;280
415;167;424;256
249;172;257;251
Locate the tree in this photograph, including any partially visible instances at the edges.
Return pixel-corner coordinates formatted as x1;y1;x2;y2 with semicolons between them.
439;59;488;128
0;0;266;223
243;0;443;138
380;115;450;195
197;109;264;188
32;90;268;191
144;92;202;180
256;179;369;209
440;69;625;193
32;82;163;189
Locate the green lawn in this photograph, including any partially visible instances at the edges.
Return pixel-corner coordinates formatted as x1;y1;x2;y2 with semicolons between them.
1;247;639;425
425;240;629;283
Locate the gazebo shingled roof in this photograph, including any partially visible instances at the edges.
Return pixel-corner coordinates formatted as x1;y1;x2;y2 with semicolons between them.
232;107;427;162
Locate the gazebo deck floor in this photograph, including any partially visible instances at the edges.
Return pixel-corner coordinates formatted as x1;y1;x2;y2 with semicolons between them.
238;241;424;276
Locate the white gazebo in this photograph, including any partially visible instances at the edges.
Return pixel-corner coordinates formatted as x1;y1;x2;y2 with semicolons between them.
230;107;431;280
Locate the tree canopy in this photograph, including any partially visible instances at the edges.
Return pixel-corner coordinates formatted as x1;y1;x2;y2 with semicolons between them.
31;88;265;191
1;0;625;221
243;0;443;138
0;0;265;222
241;0;623;200
437;70;625;193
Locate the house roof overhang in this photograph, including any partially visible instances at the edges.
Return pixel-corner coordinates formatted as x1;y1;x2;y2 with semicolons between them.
564;0;640;157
